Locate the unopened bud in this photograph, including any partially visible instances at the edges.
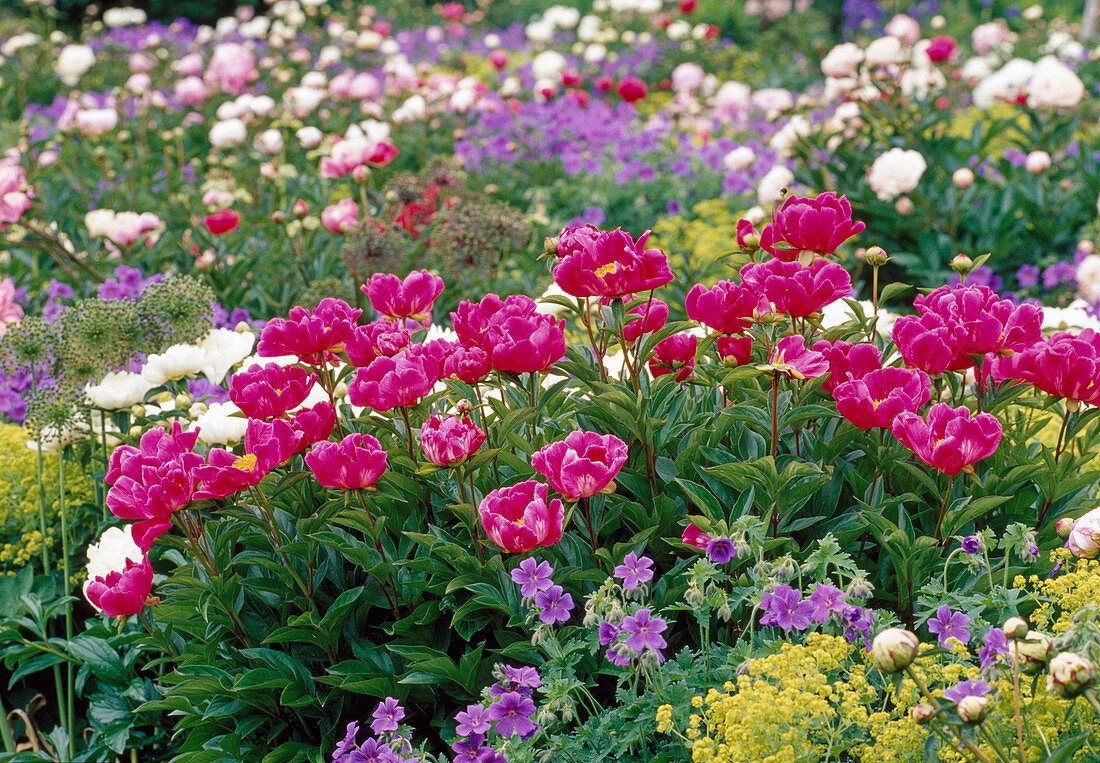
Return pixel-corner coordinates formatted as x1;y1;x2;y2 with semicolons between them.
1047;652;1097;698
864;246;889;267
956;695;988;724
911;703;935;724
1025;150;1051;175
235;321;251;333
949;254;973;274
952;167;975;189
333;381;348;400
292;199;309;218
895;196;914;215
155;391;174;405
271;210;285;224
543;236;560;256
456;398;473;415
1009;630;1053;673
871;628;920;673
174;393;191;409
130;404;146;419
1003;616;1029;640
1056;517;1075;540
128;424;143;438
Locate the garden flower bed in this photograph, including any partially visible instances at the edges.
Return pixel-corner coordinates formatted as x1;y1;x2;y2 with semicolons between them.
1;1;1100;761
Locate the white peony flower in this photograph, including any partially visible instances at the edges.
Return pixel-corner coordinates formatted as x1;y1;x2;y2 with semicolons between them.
84;526;143;587
253;128;284;155
821;43;863;79
723;146;756;171
55;44;95;86
209;118;248;148
1026;56;1085;110
103;7;146;27
972;58;1034;109
296;126;324;148
85;371;154;410
200;328;255;385
757;165;794;205
1076;256;1100;306
530;50;567;80
864;36;905;67
142;344;207;385
867;148;927;201
191;401;248;445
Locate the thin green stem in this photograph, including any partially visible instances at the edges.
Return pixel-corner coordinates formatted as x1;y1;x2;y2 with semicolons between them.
58;449;74;761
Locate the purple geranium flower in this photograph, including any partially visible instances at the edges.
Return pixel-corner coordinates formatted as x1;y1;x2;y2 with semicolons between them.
510;558;554;597
486;691;537;738
454;704;491;737
978;625;1008;669
605;644;634;666
370;697;404;735
598;620;619;645
807;583;848;624
613;552;654;591
503;665;541;692
961;536;981;554
620;608;667;654
842;604;873;648
944;677;991;703
706;537;735;564
927;604;971;647
535;584;574;624
760;584;814;631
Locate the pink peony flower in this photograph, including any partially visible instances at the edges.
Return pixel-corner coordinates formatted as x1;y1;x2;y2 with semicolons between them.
739;258;852;318
0;164;32;224
925;36;957;63
552;227;673;300
891;403;1002;476
478;481;564;553
102;211;160;247
1066;508;1100;558
420;414;487;467
616;76;648;103
362;270;445;323
305;433;387;489
451;293;506;350
622;298;669;344
206;43;257;95
685;280;761;334
834;367;931;430
768;335;828;380
892;311;970;374
105;422;204;550
258;298;362;361
193;419;301;499
443;345;493;384
174;76;209;106
758;193;866;261
348;351;435;411
84;553;153;617
319;136;399;178
649;333;697;381
229;362;316;420
1014;330;1100;406
914;284;1042;362
321;198;359;233
0;277;24;337
288;401;336;452
532;430;628;502
736;218;758;249
203;208;239;235
813;340;883;393
716;334;753;365
485;296;566;374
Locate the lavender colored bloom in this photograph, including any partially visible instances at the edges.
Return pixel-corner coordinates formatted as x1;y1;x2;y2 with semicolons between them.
978;626;1009;669
605;644;634;666
842;605;873;648
1042;261;1077;290
503;665;541;692
620;608;668;655
807;584;848;624
454;704;490;737
370;697;404;735
535;584;574;624
927;604;971;647
511;558;553;597
706;538;735;565
598;620;619;645
1015;264;1040;288
352;739;398;763
961;536;981;555
332;721;361;761
760;584;814;631
486;691;537;738
450;739;481;763
944;677;991;703
613;552;654;591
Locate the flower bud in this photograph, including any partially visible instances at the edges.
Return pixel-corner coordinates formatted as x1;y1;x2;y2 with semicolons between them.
895;196;914;215
740;232;760;251
1009;630;1053;673
949;254;973;274
1002;616;1029;640
1025;150;1051;174
128;424;143;438
154;391;174;405
952;168;974;189
543;236;560;256
174;393;191;409
1056;517;1075;540
130;404;146;419
871;628;920;673
864;246;889;267
333;381;348;400
456;398;473;415
1047;652;1097;698
956;695;988;724
911;702;935;724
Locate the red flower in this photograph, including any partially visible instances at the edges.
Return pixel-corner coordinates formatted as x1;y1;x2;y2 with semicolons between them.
595;76;614;93
813;340;883;393
739;258;851;318
758;192;866;261
193;419;301;499
686;280;761;334
362;270;445;323
203;208;240;236
649;333;697;381
679;0;698;13
834;367;931;430
257;298;362;361
305;433;387;490
681;523;713;550
552;227;673;300
925;36;957;63
229;362;316;420
1015;330;1100;405
616;76;648;104
892;404;1002;476
717;335;752;365
84;556;153;617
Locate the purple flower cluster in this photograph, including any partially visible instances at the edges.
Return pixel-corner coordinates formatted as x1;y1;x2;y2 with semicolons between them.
97;265;162;301
331;698;416;763
927;604;971;647
757;582;873;647
451;665;541;762
599;606;668;667
510;558;574;625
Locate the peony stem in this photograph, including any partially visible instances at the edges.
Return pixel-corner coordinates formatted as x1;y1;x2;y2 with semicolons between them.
582;496;598;559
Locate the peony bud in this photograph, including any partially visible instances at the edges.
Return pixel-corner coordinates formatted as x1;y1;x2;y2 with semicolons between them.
1047;652;1096;698
911;703;935;724
1003;616;1029;640
1056;517;1075;540
544;236;560;256
895;196;914;215
865;245;889;267
1025;150;1051;175
871;628;920;673
952;168;974;189
1009;630;1053;673
949;254;973;274
174;393;191;410
130;404;146;419
956;695;988;724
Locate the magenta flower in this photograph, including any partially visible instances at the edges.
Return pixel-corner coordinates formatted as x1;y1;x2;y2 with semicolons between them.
229;362;316;420
486;298;566;374
927;604;971;647
535;584;574;624
1016;330;1100;405
442;344;493;384
813;339;882;393
649;333;697;381
740;258;852;318
487;691;537;738
685;280;761;334
915;284;1042;359
622;298;669;344
807;583;848;624
304;433;388;490
681;523;713;550
257;298;362;361
531;430;628;502
717;335;753;365
599;620;619;645
892;403;1002;476
345;319;413;367
287;401;336;453
834;367;931;430
105;422;204;550
768;335;829;380
193;419;301;499
510;558;554;598
552;226;673;300
478;481;564;553
620;608;668;655
978;626;1009;669
362;270;445;323
758;192;866;261
321;198;358;234
736;218;758;248
892;311;971;374
348;351;435;411
84;555;153;617
760;584;814;631
450;293;506;351
706;538;735;564
420;414;486;467
454;704;491;737
613;551;654;591
370;697;405;735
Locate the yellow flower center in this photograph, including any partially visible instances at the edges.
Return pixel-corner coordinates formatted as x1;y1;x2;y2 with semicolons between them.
595;262;619;278
232;453;258;472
